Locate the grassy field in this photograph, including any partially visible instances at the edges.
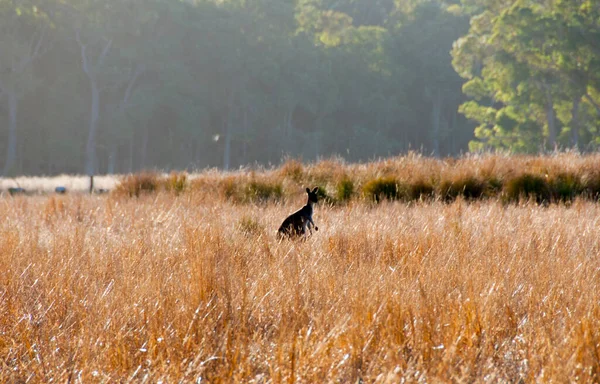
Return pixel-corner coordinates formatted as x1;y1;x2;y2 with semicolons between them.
2;155;600;382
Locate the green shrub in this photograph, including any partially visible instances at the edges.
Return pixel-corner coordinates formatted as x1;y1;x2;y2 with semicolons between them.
244;180;283;203
221;178;238;201
439;176;485;202
486;177;503;197
549;173;582;202
363;177;400;202
8;187;26;196
313;185;335;205
238;216;265;237
503;174;550;203
581;172;600;200
165;172;187;194
408;179;435;201
336;177;355;203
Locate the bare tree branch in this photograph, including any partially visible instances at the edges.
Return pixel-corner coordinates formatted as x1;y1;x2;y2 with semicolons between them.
14;24;50;72
31;24;48;59
75;30;91;76
96;38;113;68
584;93;600;116
121;64;145;107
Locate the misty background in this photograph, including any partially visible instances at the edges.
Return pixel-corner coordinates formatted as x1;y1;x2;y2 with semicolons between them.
1;0;599;176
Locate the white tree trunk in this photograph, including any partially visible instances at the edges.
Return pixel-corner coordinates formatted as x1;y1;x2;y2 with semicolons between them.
223;87;237;171
107;145;117;174
3;92;18;175
140;126;148;170
545;97;557;150
76;32;112;176
571;96;580;149
430;88;442;157
85;81;100;176
128;137;134;172
223;119;232;171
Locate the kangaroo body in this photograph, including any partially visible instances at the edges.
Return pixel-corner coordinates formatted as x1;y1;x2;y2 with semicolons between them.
278;187;319;239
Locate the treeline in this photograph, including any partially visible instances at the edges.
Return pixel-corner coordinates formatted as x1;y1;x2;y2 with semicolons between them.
0;1;599;176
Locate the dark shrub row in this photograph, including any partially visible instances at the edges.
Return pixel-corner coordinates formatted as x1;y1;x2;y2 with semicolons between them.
361;172;600;204
112;162;600;205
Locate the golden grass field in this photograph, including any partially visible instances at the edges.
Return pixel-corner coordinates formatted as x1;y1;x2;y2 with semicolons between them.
2;155;600;382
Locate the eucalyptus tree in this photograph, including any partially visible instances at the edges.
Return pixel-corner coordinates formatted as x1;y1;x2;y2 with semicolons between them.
62;0;158;175
453;0;600;152
101;0;197;173
0;1;53;175
387;0;470;156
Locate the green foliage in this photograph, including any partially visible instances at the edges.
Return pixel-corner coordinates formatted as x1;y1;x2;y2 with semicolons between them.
336;177;355;203
309;184;334;205
244;181;283;204
439;176;486;202
165;172;187;195
549;173;582;202
461;77;488;100
453;0;600;152
4;0;600;174
237;215;265;237
363;177;400;202
407;179;435;201
221;177;239;201
487;177;503;197
504;172;584;204
8;187;26;196
581;172;600;200
88;156;600;205
503;174;550;204
0;0;475;175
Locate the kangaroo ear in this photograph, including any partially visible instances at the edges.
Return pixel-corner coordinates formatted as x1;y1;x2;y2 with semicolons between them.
306;187;310;193
312;187;319;193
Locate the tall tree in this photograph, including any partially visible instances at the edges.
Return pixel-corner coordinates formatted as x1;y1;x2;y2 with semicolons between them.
68;0;154;175
453;0;600;152
0;1;52;175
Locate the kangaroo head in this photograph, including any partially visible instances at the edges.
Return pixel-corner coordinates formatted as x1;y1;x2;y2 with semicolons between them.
306;187;319;204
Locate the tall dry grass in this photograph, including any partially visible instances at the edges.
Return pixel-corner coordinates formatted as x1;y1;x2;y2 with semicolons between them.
1;189;599;382
112;152;600;204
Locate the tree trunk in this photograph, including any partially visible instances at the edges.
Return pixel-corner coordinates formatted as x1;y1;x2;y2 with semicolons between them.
85;81;100;176
223;118;232;171
430;88;442;157
107;144;117;174
286;108;293;135
545;96;557;150
584;94;600;117
140;125;148;170
3;92;18;176
571;96;580;149
128;137;134;173
223;87;237;171
76;32;112;176
242;103;249;164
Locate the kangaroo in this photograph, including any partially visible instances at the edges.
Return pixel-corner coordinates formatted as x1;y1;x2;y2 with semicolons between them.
278;187;319;239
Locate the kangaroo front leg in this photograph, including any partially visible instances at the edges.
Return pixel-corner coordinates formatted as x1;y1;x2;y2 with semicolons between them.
300;221;310;239
309;217;318;232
